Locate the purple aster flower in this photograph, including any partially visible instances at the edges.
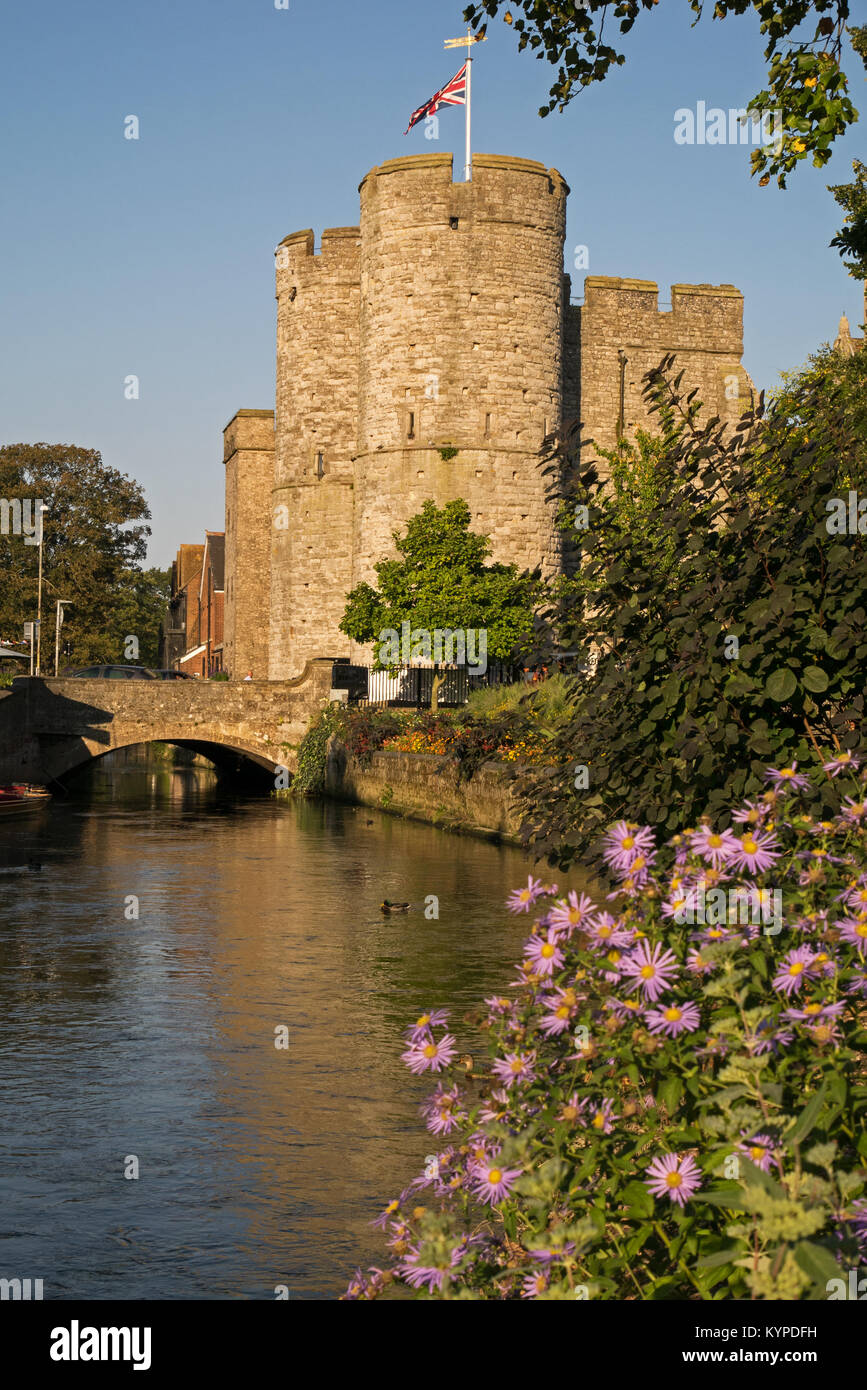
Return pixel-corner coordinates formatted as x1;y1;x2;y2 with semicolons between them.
783;1000;845;1023
491;1051;537;1089
585;912;633;953
420;1083;465;1136
690;826;740;867
807;1018;841;1047
841;797;867;823
522;1270;549;1299
538;989;579;1036
619;940;679;1001
484;995;516;1017
372;1198;402;1230
646;1000;702;1038
404;1008;450;1043
608;994;647;1021
845;969;867;998
645;1152;702;1207
695;1035;728;1059
524;927;565;977
601;821;655;875
528;1240;577;1264
548;891;597;938
772;946;815;996
842;883;867;912
731;799;773;826
579;1098;616;1134
471;1158;523;1206
686;947;715;976
850;1200;867;1253
507;875;546;913
823;750;861;777
746;1019;794;1055
737;1133;780;1173
729;829;781;875
478;1088;511;1124
765;762;810;794
809;947;837;978
838;914;867;956
401;1032;458;1074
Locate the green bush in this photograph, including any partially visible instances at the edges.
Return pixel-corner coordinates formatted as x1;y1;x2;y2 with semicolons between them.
516;353;867;869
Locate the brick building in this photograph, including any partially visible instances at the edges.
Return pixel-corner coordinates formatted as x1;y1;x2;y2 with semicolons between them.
160;533;225;676
221;151;755;681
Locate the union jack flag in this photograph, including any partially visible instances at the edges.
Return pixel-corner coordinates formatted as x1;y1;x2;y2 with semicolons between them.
405;63;467;134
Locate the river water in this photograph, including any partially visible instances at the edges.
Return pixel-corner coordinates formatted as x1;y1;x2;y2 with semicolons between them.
0;757;589;1300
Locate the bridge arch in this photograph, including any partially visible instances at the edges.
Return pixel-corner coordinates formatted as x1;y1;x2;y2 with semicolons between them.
0;661;336;787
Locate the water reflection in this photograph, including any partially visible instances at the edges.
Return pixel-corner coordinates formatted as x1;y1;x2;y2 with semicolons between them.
0;753;593;1299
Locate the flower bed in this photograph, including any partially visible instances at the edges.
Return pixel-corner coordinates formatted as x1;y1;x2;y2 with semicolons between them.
345;756;867;1300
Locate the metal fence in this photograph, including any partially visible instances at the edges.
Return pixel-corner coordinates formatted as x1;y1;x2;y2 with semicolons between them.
331;661;519;709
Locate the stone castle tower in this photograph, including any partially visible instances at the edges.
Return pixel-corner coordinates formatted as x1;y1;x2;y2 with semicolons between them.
223;152;754;681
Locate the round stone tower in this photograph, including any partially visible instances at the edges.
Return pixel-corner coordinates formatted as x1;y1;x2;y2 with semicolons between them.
270;224;361;679
352;152;569;612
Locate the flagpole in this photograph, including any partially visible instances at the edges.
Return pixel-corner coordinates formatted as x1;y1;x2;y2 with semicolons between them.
465;30;472;181
444;30;485;183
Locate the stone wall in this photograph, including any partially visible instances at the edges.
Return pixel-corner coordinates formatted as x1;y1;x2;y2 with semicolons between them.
270;226;361;679
324;740;521;843
574;276;754;461
223;409;274;679
0;662;335;785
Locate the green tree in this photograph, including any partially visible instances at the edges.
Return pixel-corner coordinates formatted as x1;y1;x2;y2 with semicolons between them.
465;2;860;183
516;354;867;868
339;499;541;706
103;567;171;669
0;443;154;667
828;24;867;279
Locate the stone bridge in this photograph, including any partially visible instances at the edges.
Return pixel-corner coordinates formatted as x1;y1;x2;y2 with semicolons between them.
0;660;336;786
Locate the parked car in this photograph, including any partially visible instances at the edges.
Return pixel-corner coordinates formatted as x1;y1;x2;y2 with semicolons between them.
152;669;194;680
69;666;161;680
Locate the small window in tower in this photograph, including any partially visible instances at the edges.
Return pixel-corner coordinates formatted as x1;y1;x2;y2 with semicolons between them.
450;216;459;230
485;413;492;436
407;411;415;440
543;417;548;437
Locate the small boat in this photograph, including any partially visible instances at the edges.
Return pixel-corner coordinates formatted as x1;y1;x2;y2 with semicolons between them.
8;783;52;801
0;784;52;816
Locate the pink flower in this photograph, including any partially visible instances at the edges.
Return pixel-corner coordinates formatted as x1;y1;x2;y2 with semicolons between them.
645;1152;702;1207
764;762;810;794
524;928;565;977
838;914;867;956
578;1098;616;1134
619;940;679;1001
401;1033;458;1074
689;826;740;867
729;830;781;875
645;1000;701;1038
601;821;655;875
548;891;597;938
772;946;815;996
737;1133;780;1173
491;1051;537;1089
471;1158;523;1206
584;913;633;953
507;876;546;912
823;750;860;777
404;1008;450;1043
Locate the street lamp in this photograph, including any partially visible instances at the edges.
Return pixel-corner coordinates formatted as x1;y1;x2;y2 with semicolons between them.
35;503;49;676
54;600;72;677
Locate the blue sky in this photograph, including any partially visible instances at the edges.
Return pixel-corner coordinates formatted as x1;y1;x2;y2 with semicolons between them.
1;0;863;567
